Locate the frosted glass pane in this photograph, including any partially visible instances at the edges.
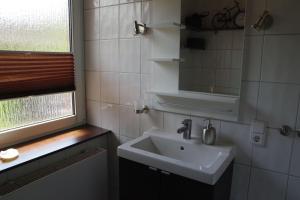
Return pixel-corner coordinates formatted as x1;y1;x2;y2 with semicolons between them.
0;0;70;52
0;93;74;131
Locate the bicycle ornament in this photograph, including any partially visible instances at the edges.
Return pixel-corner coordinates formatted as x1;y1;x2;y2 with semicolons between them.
212;1;245;31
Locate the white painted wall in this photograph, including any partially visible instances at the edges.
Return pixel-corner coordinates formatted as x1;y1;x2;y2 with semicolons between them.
84;0;300;200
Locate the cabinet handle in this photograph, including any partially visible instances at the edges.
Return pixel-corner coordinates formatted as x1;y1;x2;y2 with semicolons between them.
161;170;170;175
148;166;158;171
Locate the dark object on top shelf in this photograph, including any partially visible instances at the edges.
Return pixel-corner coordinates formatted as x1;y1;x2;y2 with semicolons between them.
212;0;245;31
185;12;209;31
186;38;206;50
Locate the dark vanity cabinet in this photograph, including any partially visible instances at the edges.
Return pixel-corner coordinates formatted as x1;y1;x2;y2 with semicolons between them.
119;158;233;200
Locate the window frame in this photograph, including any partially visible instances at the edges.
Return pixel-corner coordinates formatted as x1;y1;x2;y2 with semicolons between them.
0;0;85;148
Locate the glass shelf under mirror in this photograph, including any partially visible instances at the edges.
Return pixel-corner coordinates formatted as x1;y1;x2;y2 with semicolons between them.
149;58;184;62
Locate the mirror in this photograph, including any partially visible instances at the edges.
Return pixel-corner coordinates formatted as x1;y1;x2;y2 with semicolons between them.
179;0;246;96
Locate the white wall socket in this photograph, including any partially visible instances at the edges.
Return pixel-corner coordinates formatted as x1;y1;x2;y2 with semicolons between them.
251;120;266;146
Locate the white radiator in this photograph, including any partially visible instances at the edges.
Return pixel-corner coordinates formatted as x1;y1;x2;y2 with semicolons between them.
1;149;108;200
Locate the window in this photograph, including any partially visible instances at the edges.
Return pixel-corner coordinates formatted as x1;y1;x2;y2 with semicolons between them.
0;0;75;132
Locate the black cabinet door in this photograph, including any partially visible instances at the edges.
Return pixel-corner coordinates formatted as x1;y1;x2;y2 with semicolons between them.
159;171;213;200
119;158;160;200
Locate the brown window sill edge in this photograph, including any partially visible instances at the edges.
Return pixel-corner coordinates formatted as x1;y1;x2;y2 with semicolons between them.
0;125;110;174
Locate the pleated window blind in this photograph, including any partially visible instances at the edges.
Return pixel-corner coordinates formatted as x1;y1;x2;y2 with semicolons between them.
0;52;75;100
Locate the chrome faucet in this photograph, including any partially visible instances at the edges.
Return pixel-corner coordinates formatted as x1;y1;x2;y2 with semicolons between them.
177;119;192;139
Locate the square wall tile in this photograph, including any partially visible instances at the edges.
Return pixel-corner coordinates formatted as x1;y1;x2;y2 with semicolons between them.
231;50;243;69
232;30;244;50
239;81;259;124
164;113;190;135
252;129;293;173
248;168;288;200
101;72;119;104
86;100;101;127
230;164;251;200
119;105;140;139
256;82;300;128
216;31;233;50
141;74;151;106
86;71;101;101
99;39;119;72
242;36;263;81
287;176;300;200
101;103;119;135
100;0;119;7
84;0;100;9
119;2;141;38
261;35;300;84
142;1;152;25
100;6;119;39
141;36;152;74
140;110;164;134
266;0;300;34
119;38;141;73
85;40;100;71
84;8;100;40
290;136;300;177
120;73;141;106
219;122;252;165
216;50;232;69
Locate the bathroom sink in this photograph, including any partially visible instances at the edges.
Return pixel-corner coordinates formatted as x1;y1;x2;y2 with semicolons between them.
117;129;235;185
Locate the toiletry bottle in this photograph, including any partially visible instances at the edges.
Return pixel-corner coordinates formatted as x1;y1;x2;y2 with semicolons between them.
202;120;216;145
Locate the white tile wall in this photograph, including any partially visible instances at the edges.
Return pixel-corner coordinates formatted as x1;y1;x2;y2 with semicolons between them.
287;176;300;200
261;35;300;84
119;73;141;105
219;122;252;165
85;40;100;70
257;82;300;128
86;100;101;127
86;71;101;101
230;164;251;200
119;2;141;38
101;72;119;104
290;136;300;177
252;129;293;173
242;36;263;81
119;105;140;138
99;39;119;72
100;5;119;39
84;0;300;199
84;9;100;40
119;38;141;73
248;168;288;200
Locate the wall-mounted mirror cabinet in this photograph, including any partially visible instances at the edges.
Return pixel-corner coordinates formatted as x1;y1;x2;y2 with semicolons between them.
149;0;246;121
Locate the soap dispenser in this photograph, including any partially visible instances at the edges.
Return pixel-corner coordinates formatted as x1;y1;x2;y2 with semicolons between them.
202;119;216;145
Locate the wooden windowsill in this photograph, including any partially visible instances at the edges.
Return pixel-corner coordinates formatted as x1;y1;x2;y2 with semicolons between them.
0;125;110;173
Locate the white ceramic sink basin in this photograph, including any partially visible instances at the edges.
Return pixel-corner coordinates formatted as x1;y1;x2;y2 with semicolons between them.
117;129;235;185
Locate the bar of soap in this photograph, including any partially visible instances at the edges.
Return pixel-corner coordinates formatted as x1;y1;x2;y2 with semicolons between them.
0;148;19;162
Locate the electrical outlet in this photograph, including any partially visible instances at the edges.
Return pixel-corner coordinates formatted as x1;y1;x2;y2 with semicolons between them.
252;133;265;146
251;120;266;146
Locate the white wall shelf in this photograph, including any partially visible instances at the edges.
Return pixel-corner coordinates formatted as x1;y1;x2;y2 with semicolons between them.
148;90;239;104
149;90;240;121
149;58;184;62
